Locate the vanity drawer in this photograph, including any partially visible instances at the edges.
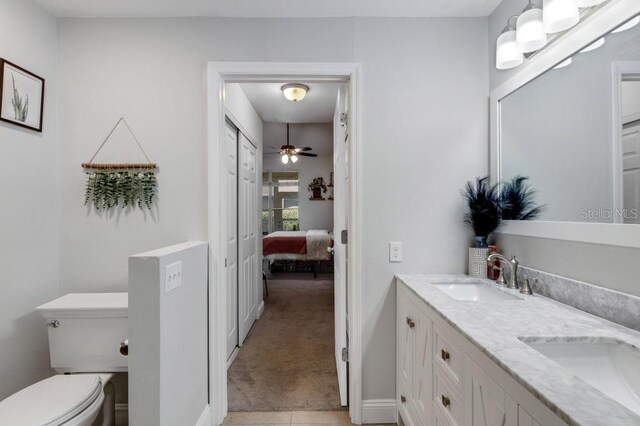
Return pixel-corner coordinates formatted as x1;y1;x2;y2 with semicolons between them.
433;367;463;426
433;325;462;388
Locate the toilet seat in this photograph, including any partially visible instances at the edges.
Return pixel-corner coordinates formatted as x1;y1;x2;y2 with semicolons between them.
0;374;102;425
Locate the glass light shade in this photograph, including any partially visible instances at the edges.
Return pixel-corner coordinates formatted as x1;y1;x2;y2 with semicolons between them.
290;154;298;163
543;0;580;33
281;154;289;164
496;30;524;70
517;8;547;53
612;16;640;33
579;37;605;53
281;84;309;102
554;57;573;69
576;0;607;6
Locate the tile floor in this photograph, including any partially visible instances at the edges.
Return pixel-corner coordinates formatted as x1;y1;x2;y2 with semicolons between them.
223;411;395;425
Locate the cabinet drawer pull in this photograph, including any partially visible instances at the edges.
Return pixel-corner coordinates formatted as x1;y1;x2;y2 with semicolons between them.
406;317;415;328
441;395;450;408
400;394;407;403
441;349;450;361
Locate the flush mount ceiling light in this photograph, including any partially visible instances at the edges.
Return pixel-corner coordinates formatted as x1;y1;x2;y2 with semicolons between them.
580;37;605;53
281;83;309;102
517;0;547;53
543;0;580;33
497;16;524;70
612;16;640;33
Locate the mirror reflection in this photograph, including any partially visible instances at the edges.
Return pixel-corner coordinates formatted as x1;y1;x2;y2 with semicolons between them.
500;14;640;224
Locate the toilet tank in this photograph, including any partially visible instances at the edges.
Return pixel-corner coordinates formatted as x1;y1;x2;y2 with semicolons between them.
36;293;128;373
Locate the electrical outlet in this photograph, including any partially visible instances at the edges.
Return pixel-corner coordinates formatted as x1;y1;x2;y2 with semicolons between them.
389;242;402;262
165;261;183;293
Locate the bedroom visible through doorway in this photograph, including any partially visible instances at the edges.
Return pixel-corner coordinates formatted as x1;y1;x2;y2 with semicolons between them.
224;80;349;414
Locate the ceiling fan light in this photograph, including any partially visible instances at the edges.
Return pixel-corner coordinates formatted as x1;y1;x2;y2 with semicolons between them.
281;84;309;102
281;154;289;164
290;154;298;163
543;0;580;33
517;6;547;53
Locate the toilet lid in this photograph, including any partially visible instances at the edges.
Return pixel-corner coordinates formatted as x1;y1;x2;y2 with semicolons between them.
0;374;102;426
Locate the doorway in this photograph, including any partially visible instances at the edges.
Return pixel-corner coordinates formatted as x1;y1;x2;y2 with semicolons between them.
207;63;362;425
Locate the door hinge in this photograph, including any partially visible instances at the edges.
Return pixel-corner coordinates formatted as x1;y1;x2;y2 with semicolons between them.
341;230;348;245
340;112;348;127
342;347;349;362
225;258;227;267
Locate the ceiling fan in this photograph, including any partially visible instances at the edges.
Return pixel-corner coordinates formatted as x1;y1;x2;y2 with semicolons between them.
265;123;318;164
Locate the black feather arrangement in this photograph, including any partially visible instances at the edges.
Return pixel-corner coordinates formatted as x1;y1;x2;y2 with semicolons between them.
500;175;545;220
462;177;503;237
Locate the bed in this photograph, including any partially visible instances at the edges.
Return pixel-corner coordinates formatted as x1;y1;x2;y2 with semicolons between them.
263;230;333;276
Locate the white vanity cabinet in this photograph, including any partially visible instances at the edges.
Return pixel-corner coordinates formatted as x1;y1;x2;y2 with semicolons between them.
397;282;566;426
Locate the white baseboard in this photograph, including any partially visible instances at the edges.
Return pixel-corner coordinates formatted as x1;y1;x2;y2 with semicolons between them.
362;399;397;424
257;300;265;319
195;405;211;426
227;346;239;369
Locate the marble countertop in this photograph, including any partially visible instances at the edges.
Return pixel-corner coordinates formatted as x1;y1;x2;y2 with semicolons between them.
396;274;640;426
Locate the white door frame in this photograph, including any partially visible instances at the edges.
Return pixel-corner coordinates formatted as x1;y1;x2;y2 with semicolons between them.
206;62;363;425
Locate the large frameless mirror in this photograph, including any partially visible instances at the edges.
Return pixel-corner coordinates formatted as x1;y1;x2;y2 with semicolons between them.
498;13;640;224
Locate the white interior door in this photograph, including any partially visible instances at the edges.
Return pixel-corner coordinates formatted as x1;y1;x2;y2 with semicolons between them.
623;121;640;224
333;85;349;406
225;122;239;359
238;132;258;344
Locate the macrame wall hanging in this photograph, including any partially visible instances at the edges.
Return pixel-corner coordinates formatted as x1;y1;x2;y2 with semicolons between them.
82;117;158;211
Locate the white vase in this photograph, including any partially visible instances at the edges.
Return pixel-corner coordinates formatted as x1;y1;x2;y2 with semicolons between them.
468;247;489;278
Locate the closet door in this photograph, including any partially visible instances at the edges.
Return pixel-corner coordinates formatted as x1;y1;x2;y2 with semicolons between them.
238;132;258;344
225;122;239;359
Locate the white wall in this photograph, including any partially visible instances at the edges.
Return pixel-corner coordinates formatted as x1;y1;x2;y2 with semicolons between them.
489;0;640;297
129;242;208;426
57;16;489;403
263;122;334;231
0;0;59;401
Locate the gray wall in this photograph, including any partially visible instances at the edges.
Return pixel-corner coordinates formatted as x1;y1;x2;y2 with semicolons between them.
0;0;60;401
490;0;640;297
57;16;490;402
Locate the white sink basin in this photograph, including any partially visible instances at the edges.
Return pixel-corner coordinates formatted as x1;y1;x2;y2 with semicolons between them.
431;281;522;302
523;337;640;416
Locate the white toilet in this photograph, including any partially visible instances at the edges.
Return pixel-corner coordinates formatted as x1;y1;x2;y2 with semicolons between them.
0;293;128;425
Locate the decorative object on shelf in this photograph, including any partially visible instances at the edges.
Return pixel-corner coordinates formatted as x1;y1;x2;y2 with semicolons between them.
82;117;158;211
0;58;45;132
308;177;327;200
462;177;502;278
500;175;546;220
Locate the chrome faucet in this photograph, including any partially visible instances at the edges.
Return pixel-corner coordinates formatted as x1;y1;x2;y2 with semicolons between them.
487;254;519;289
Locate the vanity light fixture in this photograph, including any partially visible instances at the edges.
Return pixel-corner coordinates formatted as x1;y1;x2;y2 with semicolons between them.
579;37;605;53
554;57;573;69
612;16;640;33
543;0;580;33
281;83;309;102
496;16;524;70
517;0;548;53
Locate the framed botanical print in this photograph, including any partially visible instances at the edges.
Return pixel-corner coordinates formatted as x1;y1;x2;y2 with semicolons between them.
0;59;45;132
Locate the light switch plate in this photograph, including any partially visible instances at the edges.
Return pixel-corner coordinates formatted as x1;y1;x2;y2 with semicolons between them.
165;261;183;293
390;242;402;262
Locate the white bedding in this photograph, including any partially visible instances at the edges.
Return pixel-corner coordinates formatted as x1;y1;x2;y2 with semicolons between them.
264;229;333;261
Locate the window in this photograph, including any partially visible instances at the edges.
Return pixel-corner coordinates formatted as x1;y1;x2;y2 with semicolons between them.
262;171;299;234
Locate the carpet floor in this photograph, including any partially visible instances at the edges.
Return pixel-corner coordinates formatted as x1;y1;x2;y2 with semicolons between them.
227;276;343;412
